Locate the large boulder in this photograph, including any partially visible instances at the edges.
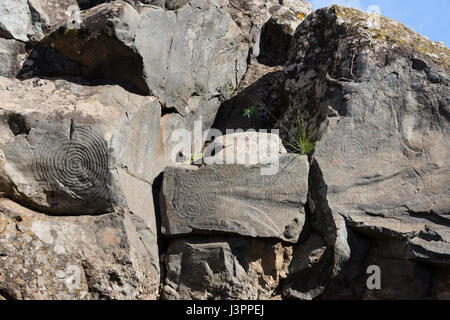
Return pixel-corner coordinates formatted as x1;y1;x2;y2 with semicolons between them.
280;6;450;299
0;75;187;299
35;0;248;128
0;198;158;299
0;38;26;78
0;0;80;42
160;154;309;243
162;236;293;300
0;76;182;218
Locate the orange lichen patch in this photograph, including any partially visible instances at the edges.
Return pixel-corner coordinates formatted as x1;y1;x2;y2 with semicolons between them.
98;227;121;248
297;13;305;20
0;218;6;234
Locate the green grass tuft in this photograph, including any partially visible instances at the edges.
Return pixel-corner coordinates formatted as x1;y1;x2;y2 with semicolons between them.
283;116;317;155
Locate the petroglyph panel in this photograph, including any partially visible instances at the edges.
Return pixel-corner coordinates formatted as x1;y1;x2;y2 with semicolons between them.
30;125;111;211
315;117;438;214
121;101;161;182
160;154;309;242
315;119;398;168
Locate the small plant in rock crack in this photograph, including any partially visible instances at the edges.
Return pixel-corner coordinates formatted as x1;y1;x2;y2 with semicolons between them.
183;152;204;164
242;105;259;125
225;79;236;95
283;116;316;155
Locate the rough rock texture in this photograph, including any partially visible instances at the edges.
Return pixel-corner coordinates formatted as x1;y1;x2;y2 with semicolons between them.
213;0;313;132
0;75;186;298
0;38;26;78
162;236;293;300
0;0;80;42
203;132;287;165
161;154;309;243
280;6;450;299
32;0;248;128
282;233;332;300
0;198;158;299
0;0;449;301
0;76;181;218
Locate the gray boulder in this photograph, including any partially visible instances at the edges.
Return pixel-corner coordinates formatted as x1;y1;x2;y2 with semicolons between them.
0;0;80;42
38;0;248;128
0;75;187;299
0;198;159;299
280;6;450;298
0;38;26;78
0;76;182;219
160;154;309;243
162;236;293;300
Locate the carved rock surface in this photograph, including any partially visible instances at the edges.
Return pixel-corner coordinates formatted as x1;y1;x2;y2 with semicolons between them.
0;38;26;78
162;236;293;300
161;154;309;243
280;6;450;299
0;76;181;218
0;76;186;299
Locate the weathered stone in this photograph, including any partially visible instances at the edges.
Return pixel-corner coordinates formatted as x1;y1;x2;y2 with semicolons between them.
0;76;187;299
213;1;312;132
0;0;80;42
162;236;293;300
282;233;332;300
164;0;191;10
0;38;26;78
0;0;34;41
0;198;159;299
203;132;286;165
161;154;309;243
280;5;450;298
0;77;175;218
38;0;247;128
223;0;312;59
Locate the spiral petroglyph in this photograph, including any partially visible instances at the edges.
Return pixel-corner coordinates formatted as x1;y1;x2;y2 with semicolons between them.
173;168;220;220
32;126;109;202
340;135;371;165
162;155;309;242
317;122;381;166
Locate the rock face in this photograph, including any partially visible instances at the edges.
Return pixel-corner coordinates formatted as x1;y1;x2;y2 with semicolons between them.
162;236;293;300
0;75;185;298
0;0;80;42
0;38;26;78
213;0;313;132
0;76;180;218
203;132;287;165
0;0;449;301
280;6;450;299
161;154;309;243
34;0;248;128
0;198;158;299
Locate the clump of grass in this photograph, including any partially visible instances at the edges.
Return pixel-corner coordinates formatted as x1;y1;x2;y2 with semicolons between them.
242;106;259;124
183;152;204;164
225;79;236;95
283;116;316;155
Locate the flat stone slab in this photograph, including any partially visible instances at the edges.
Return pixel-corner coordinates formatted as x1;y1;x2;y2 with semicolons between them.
160;154;309;243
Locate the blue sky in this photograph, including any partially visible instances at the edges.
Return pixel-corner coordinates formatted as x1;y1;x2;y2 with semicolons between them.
309;0;450;47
